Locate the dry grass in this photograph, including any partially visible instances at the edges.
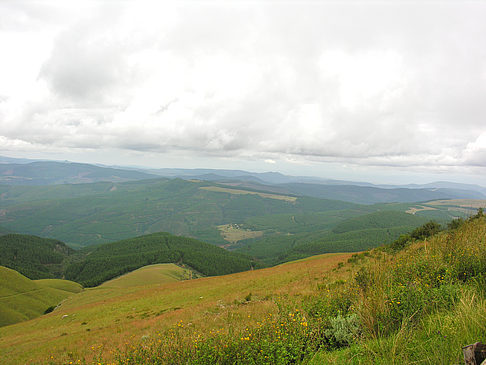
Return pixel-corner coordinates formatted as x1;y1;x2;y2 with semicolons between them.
0;252;352;364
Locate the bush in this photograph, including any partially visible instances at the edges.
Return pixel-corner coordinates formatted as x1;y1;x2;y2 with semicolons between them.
44;306;56;314
324;314;361;348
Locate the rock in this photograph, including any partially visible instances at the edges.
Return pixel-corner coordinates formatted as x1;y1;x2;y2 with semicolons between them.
463;342;486;365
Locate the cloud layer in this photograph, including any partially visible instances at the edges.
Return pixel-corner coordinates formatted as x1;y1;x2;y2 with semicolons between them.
1;1;486;176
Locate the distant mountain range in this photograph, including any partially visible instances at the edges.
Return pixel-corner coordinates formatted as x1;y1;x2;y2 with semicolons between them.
0;160;157;185
0;156;485;203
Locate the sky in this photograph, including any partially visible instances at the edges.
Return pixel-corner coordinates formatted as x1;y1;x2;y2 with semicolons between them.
0;1;486;185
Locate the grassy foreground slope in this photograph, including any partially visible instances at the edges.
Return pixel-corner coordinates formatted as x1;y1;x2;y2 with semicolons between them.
0;266;82;327
100;214;485;365
0;252;353;364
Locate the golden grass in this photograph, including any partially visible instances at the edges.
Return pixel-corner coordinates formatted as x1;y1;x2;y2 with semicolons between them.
217;224;263;243
200;186;297;202
0;252;352;364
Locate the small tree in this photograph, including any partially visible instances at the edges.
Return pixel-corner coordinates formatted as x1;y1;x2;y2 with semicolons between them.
410;221;441;241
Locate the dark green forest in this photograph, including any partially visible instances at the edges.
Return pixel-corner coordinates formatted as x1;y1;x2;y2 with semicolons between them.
0;234;74;279
0;233;258;287
65;232;259;287
234;211;430;264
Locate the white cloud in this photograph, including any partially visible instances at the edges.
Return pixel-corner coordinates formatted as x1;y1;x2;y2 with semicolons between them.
0;1;486;181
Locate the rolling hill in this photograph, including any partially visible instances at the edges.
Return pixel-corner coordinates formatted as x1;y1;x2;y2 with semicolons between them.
1;157;484;203
0;231;258;288
278;182;485;204
65;232;259;287
0;266;82;327
1;177;473;269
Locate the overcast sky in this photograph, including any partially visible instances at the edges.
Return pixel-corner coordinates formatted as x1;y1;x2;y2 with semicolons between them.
1;1;485;184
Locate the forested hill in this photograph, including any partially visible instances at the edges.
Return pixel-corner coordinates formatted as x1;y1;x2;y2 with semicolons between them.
0;234;74;279
64;232;259;287
0;233;258;287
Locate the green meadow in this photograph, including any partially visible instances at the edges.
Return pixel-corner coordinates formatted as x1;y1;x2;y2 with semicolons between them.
0;266;82;327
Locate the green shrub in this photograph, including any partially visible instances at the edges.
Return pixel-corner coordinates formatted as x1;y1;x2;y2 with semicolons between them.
324;314;361;348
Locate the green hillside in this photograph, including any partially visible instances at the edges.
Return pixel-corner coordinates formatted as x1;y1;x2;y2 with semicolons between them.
0;178;365;247
64;232;259;287
234;211;430;265
0;234;74;279
0;266;82;327
331;210;429;233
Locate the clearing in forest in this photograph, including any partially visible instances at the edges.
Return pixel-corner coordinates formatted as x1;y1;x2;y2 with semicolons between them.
200;186;297;202
217;224;263;243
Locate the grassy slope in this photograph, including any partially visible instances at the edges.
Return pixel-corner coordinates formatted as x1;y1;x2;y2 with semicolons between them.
104;215;485;365
0;266;82;327
99;264;195;288
0;252;352;364
310;216;486;364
